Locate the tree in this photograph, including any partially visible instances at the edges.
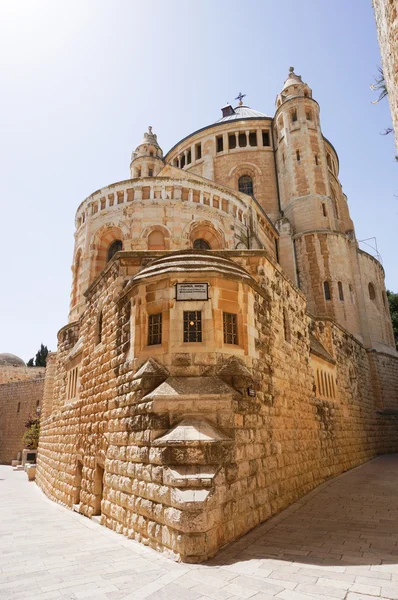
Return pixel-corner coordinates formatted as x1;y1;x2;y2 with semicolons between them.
22;415;40;450
27;344;48;367
387;290;398;350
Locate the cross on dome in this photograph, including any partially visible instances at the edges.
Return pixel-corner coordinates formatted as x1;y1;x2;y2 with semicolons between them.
235;92;246;106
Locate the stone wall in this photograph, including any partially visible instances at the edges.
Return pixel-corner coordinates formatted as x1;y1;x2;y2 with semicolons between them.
0;366;45;385
0;377;44;464
36;251;398;562
374;0;398;148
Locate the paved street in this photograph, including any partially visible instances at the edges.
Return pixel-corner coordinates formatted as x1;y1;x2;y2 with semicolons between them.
1;456;398;600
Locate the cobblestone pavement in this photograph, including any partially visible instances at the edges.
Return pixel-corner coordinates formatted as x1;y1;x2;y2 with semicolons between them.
1;456;398;600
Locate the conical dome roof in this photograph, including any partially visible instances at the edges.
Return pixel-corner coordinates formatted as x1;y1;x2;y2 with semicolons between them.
216;105;269;122
283;67;304;89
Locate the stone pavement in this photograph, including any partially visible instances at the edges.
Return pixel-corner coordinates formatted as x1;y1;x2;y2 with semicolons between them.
1;456;398;600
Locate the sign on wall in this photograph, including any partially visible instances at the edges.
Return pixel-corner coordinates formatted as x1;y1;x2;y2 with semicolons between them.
176;283;209;301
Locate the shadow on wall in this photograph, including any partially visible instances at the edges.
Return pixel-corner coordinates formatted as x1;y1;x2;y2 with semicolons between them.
206;455;398;568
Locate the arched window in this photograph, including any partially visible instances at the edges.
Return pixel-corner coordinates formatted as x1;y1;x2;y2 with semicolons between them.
148;230;165;250
238;175;254;196
107;240;122;262
193;238;211;250
338;281;344;302
368;282;376;301
324;281;331;301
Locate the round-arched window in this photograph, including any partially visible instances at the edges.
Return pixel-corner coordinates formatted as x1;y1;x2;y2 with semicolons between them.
193;239;211;250
107;240;123;262
238;175;254;196
368;282;376;301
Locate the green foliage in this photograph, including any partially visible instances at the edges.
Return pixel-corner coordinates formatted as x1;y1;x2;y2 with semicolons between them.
370;66;388;104
387;290;398;350
27;344;48;367
22;415;40;450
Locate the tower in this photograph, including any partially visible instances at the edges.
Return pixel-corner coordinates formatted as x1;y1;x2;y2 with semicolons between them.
130;126;164;178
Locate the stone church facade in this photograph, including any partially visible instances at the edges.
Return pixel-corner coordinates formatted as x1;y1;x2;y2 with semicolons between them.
37;69;398;562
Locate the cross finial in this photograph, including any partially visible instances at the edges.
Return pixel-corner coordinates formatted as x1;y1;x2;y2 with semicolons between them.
235;92;246;106
148;126;153;134
289;66;294;73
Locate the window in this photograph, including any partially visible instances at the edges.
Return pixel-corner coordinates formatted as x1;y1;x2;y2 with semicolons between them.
66;366;79;400
327;153;332;170
96;311;103;345
223;313;238;344
324;281;331;301
148;313;162;345
107;240;122;262
216;136;223;152
238;175;253;196
228;133;236;149
137;168;141;178
292;109;298;122
17;402;20;414
262;131;270;146
149;151;154;157
315;154;319;165
238;133;247;147
368;282;376;301
283;308;291;343
322;203;327;217
306;110;312;120
183;311;202;342
193;238;211;250
148;168;153;177
249;132;257;146
187;150;191;164
195;143;201;160
296;150;300;161
338;281;344;301
181;154;186;168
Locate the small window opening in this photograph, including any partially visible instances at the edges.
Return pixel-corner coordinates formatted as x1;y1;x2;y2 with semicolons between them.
17;402;20;414
262;131;270;146
180;154;186;168
338;281;344;301
324;281;331;301
107;240;122;262
148;168;153;177
195;143;201;160
96;311;103;345
148;313;162;346
223;313;238;345
137;168;141;178
282;153;285;164
327;153;332;169
216;136;223;153
93;464;104;516
187;150;191;164
291;109;298;122
184;311;202;342
238;175;254;196
322;203;327;217
149;151;154;157
315;154;319;165
368;282;376;301
306;110;312;120
193;238;211;250
296;150;300;161
304;90;309;97
283;308;291;343
74;461;83;505
228;134;236;149
249;132;257;146
238;133;247;147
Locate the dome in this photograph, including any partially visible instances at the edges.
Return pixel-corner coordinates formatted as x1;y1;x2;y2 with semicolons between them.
216;105;269;122
0;353;26;367
131;251;254;282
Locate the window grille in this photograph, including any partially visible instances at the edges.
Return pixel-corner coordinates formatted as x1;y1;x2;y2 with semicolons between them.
183;311;202;342
238;175;253;196
223;313;238;345
193;239;211;250
107;240;122;262
148;313;162;345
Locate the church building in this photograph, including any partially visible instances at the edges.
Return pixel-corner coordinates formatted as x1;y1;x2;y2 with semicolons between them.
36;69;398;562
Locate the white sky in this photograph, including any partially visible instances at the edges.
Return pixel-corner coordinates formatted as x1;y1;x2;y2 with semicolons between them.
0;0;397;361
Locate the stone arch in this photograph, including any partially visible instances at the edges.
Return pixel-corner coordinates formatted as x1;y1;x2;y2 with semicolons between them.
71;248;83;308
228;163;261;199
142;225;171;250
188;220;224;250
91;225;126;281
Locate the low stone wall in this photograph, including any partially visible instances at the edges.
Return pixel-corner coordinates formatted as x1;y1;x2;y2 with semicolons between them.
0;377;44;464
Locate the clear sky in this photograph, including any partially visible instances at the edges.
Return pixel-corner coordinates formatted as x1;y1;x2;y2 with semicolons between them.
0;0;396;361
